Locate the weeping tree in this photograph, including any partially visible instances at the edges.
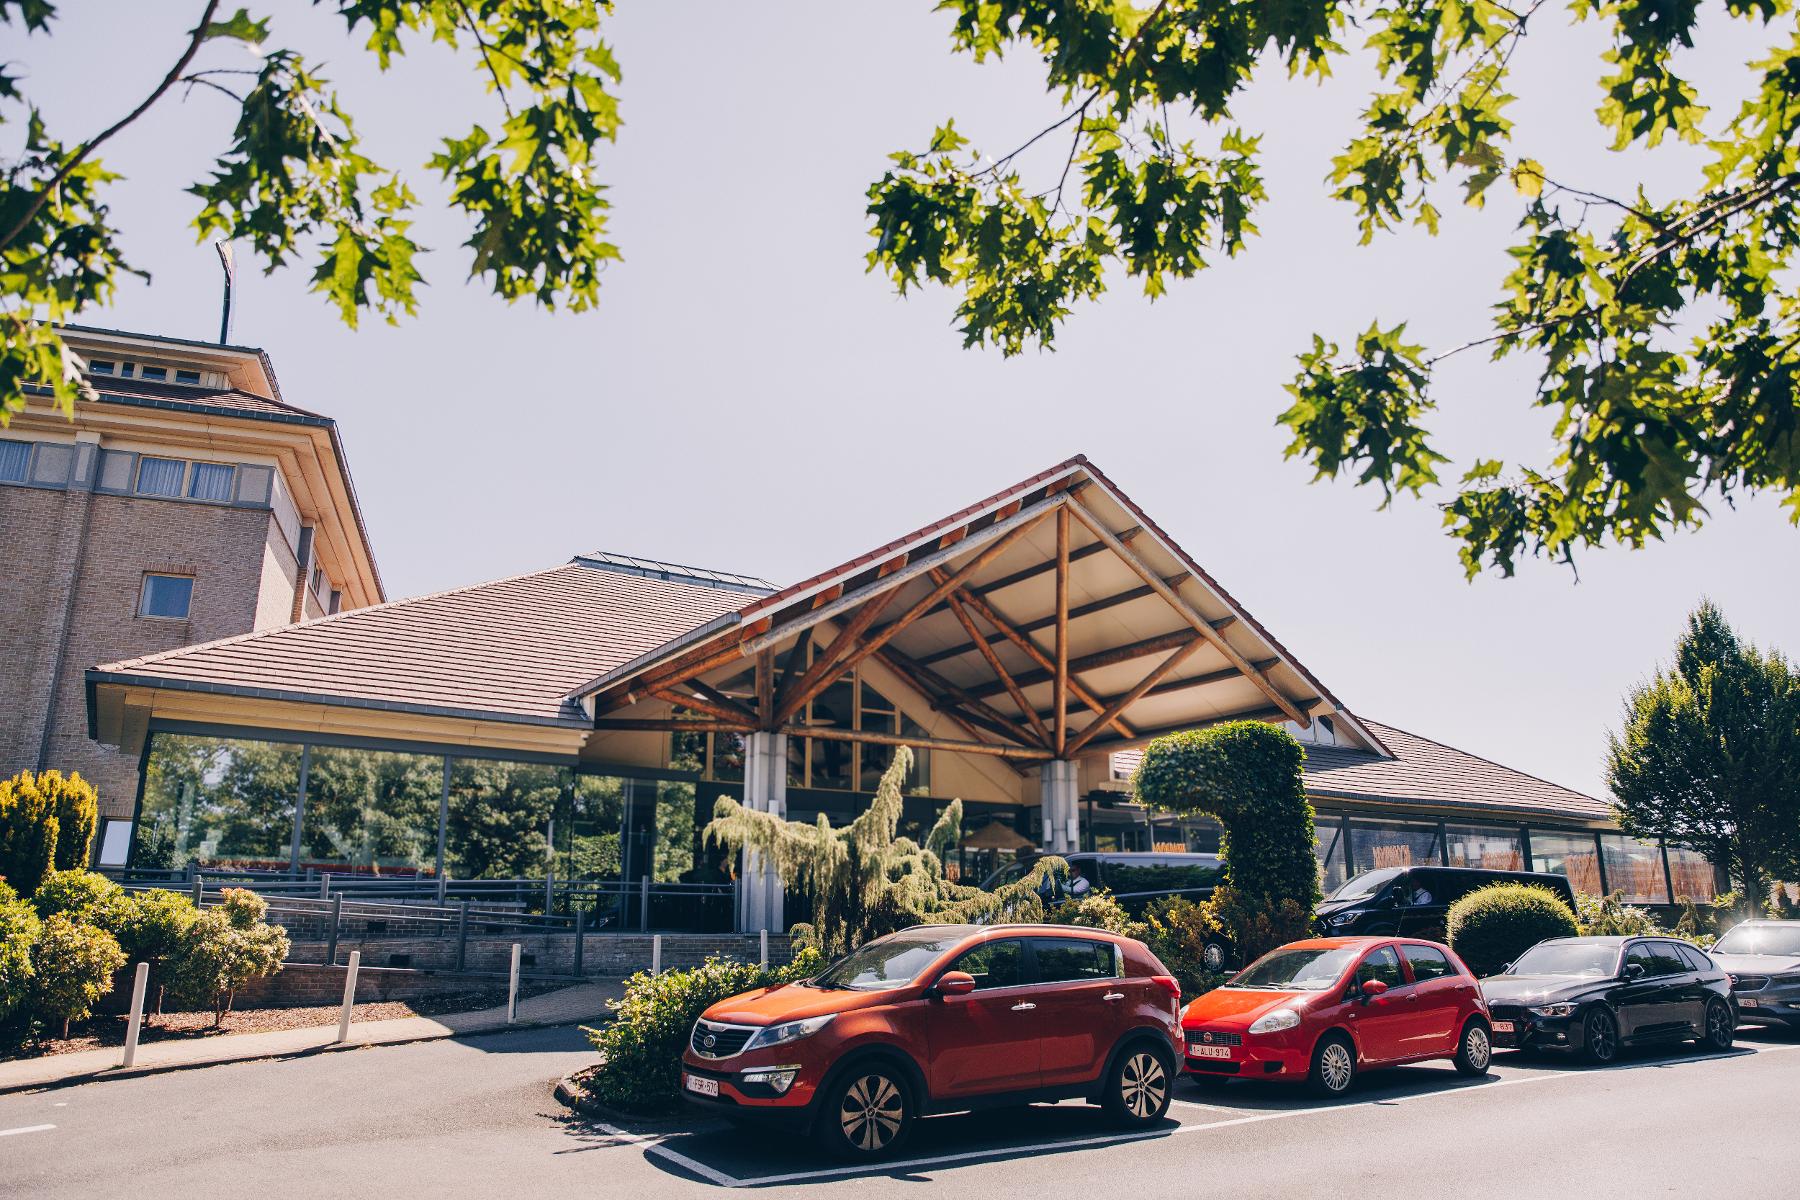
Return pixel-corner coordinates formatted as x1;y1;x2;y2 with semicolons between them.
705;747;1063;958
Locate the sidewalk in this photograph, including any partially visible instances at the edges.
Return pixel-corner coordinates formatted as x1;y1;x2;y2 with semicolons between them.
0;979;623;1095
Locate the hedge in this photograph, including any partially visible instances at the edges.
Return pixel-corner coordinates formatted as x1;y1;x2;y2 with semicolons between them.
0;881;40;1024
1447;883;1580;977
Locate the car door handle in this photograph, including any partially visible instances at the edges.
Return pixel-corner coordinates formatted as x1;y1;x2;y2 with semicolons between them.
1011;1002;1037;1012
1102;992;1125;1002
1406;994;1419;1002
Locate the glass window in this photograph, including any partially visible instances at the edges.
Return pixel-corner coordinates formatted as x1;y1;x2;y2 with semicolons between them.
89;359;116;376
1315;818;1348;892
1226;946;1360;991
1714;923;1800;956
300;746;444;875
948;938;1026;989
0;439;27;482
188;462;235;502
1510;941;1617;977
135;734;301;870
1402;944;1456;982
1665;845;1717;902
1349;819;1442;874
96;819;132;867
1647;941;1688;975
446;757;565;878
1445;824;1524;871
136;456;185;496
175;369;202;385
1353;946;1405;990
139;574;194;619
811;928;970;991
1529;830;1603;895
1032;937;1119;982
1599;834;1670;904
139;365;168;381
1675;943;1712;972
1624;943;1657;976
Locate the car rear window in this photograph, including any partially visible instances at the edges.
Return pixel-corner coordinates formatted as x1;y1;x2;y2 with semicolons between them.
1032;937;1120;982
1401;944;1456;981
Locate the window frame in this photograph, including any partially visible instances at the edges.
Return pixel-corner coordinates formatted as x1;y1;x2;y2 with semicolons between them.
187;460;236;503
1027;935;1123;985
138;573;195;620
134;455;187;497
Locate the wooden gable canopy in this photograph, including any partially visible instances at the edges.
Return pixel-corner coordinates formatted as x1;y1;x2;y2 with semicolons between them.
572;457;1388;766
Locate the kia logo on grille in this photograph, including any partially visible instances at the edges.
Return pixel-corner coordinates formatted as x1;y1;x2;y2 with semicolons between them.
703;1034;717;1049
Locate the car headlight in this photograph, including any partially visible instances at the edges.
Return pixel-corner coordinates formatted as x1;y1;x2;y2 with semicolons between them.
1529;1003;1577;1018
1325;911;1360;927
741;1014;835;1052
1249;1008;1302;1034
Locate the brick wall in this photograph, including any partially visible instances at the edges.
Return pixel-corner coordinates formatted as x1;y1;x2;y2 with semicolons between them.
287;931;795;976
0;487;71;783
234;963;512;1008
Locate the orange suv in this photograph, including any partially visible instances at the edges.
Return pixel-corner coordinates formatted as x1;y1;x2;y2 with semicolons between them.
680;923;1184;1158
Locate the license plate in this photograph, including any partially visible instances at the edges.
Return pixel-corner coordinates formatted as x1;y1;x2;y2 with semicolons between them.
685;1074;719;1097
1189;1045;1233;1060
1491;1020;1515;1034
1740;999;1760;1009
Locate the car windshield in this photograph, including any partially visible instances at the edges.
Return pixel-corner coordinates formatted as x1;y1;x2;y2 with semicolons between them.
1508;942;1619;977
1714;924;1800;957
1226;947;1360;991
1326;868;1403;903
807;930;966;991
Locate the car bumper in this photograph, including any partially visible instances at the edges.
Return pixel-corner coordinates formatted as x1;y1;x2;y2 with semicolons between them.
1488;1009;1584;1053
678;1061;820;1130
1180;1034;1306;1080
1734;994;1800;1027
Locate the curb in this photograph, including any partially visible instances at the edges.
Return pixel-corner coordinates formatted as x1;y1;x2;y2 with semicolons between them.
553;1070;700;1131
0;1012;612;1097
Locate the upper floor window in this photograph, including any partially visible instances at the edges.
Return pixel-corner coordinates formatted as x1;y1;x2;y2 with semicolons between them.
136;457;186;497
89;359;117;376
139;365;168;382
175;369;202;386
188;462;235;502
0;439;27;483
139;574;194;619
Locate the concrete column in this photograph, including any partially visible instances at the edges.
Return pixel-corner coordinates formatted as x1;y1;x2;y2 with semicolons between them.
736;731;788;934
1043;760;1081;855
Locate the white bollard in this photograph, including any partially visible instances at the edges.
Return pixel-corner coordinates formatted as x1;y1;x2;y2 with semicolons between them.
119;962;150;1068
507;942;522;1024
759;928;769;969
335;950;361;1044
651;933;662;976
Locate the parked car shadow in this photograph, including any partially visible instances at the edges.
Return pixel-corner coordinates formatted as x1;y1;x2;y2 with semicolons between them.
1178;1062;1503;1110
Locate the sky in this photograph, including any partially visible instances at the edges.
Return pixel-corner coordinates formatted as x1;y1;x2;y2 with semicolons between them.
14;2;1800;800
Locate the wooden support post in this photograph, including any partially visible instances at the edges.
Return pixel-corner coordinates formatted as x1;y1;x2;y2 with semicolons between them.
1054;505;1069;755
754;649;775;728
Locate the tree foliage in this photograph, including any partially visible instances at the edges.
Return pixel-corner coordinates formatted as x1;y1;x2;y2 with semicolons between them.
1607;600;1800;912
866;1;1800;575
28;911;126;1038
1446;881;1580;976
165;886;289;1024
3;1;622;424
0;880;40;1026
703;747;1062;958
0;769;74;897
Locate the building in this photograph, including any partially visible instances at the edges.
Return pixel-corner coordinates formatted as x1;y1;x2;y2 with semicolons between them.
77;449;1719;929
0;327;381;864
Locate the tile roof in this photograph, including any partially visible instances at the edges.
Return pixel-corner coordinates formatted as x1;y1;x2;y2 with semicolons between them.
89;562;747;726
1115;720;1608;820
90;376;329;424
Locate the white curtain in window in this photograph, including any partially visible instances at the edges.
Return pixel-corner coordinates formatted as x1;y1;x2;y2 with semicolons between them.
188;462;234;501
137;456;185;496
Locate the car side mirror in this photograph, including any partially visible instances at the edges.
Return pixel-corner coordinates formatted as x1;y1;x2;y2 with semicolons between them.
1360;979;1389;1000
1622;962;1645;980
936;971;976;998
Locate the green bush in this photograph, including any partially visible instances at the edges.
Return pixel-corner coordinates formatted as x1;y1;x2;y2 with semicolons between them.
1141;894;1231;999
0;880;40;1026
1447;883;1580;977
113;889;199;1013
583;948;822;1116
38;771;97;872
1039;890;1145;937
0;773;60;897
1576;891;1664;937
31;869;132;932
165;888;289;1024
30;913;125;1037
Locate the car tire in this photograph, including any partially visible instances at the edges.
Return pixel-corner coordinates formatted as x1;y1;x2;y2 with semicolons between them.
1580;1006;1620;1066
1452;1018;1492;1077
815;1064;915;1160
1308;1032;1357;1098
1695;998;1734;1052
1102;1043;1175;1126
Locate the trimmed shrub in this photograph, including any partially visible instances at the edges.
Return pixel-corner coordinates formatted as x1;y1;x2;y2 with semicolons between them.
0;880;40;1025
1447;883;1580;977
165;888;289;1024
584;948;822;1116
114;889;199;1013
30;913;125;1037
1141;894;1231;999
38;771;97;872
1577;891;1663;937
31;869;132;932
0;773;59;897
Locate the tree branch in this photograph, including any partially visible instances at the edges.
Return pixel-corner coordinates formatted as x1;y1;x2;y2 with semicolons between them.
453;0;515;119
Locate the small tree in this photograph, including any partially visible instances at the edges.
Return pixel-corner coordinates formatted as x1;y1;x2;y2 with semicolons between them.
1608;602;1800;913
0;772;59;896
705;748;1061;958
113;889;199;1015
30;913;125;1038
36;772;97;872
30;869;131;931
165;888;289;1025
0;881;40;1026
1447;884;1580;977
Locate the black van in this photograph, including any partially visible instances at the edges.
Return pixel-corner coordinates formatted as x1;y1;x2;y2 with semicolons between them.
980;851;1224;911
1315;866;1578;941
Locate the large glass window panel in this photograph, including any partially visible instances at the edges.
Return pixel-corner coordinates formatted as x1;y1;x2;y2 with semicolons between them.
0;439;28;482
136;734;300;870
1529;830;1603;895
1665;845;1718;902
653;780;698;883
560;774;625;882
1599;834;1670;904
300;746;443;875
1349;819;1442;874
711;731;747;783
446;758;565;878
1445;824;1524;871
1315;818;1348;892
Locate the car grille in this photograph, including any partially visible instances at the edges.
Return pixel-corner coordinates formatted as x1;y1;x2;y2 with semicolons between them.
1729;975;1770;993
1183;1029;1243;1047
1487;1003;1529;1023
690;1020;755;1059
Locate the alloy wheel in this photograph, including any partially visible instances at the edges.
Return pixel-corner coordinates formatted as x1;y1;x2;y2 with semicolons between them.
1319;1041;1354;1093
839;1073;905;1153
1202;942;1226;972
1585;1010;1618;1063
1706;1002;1732;1049
1464;1024;1492;1071
1120;1051;1168;1119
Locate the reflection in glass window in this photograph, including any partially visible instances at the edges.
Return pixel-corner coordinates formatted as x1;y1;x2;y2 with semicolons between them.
1599;834;1670;904
137;734;301;870
1315;818;1348;892
1349;819;1442;874
300;746;443;875
139;574;193;619
1529;830;1603;895
949;938;1026;989
1032;937;1119;982
1445;824;1524;871
447;758;564;878
1665;845;1717;902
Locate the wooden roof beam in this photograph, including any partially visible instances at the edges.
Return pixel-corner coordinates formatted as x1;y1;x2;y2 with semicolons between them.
782;722;1053;762
944;593;1052;747
1029;657;1283;723
1063;637;1208;757
916;575;1202;668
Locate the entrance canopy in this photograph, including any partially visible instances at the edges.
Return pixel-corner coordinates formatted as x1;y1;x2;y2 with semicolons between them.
573;456;1386;767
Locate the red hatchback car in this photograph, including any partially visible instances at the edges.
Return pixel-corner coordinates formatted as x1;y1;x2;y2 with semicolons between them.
681;923;1184;1158
1180;936;1493;1097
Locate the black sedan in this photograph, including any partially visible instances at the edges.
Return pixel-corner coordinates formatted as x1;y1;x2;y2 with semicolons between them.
1710;919;1800;1030
1480;936;1734;1064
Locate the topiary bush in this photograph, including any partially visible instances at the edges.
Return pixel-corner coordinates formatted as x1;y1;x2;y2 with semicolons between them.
30;912;125;1038
0;773;60;897
113;889;198;1013
1577;891;1663;937
583;948;822;1116
37;771;97;872
1447;883;1580;977
30;869;132;932
165;888;290;1024
0;880;40;1028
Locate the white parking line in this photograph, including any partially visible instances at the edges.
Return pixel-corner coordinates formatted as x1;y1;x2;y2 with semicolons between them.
0;1124;56;1138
